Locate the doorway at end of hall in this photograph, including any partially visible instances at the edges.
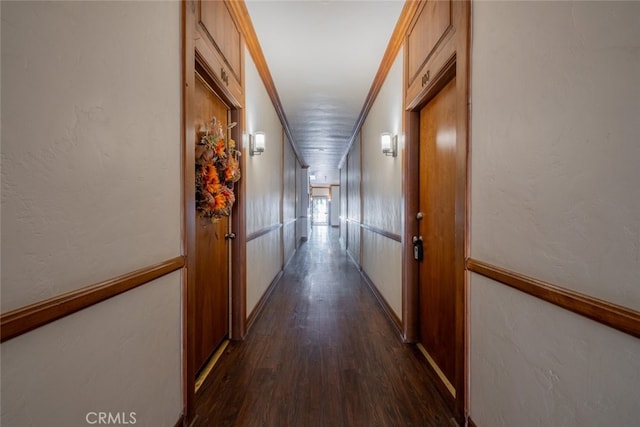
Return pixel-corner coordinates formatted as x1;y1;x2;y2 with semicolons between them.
311;197;329;226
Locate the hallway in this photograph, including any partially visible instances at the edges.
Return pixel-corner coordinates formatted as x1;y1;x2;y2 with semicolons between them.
193;226;455;426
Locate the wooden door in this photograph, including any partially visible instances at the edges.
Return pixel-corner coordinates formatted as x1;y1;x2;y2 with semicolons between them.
418;77;457;393
194;73;230;372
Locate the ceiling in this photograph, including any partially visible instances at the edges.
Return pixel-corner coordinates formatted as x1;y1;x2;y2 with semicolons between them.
245;0;404;186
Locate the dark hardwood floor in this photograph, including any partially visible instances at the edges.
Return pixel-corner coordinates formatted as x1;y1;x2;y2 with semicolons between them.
193;226;456;427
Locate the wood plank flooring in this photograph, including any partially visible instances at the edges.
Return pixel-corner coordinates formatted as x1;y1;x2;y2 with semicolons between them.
193;226;455;426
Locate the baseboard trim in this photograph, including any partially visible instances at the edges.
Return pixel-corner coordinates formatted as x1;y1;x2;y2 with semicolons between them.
246;270;284;332
346;247;360;270
411;343;458;422
467;258;640;339
195;340;229;393
360;269;403;339
417;343;456;398
1;256;185;343
283;247;296;271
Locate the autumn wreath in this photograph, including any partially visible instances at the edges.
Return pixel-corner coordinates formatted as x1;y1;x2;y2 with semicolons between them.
195;117;241;221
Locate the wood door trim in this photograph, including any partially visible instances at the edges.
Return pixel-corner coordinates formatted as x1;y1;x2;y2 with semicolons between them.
467;258;640;339
246;223;283;242
183;1;247;421
402;2;470;422
230;103;247;343
0;256;185;343
192;75;232;372
403;63;456;344
182;1;197;421
418;77;458;390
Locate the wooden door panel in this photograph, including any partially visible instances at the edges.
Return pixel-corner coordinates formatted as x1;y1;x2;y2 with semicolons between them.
194;74;230;372
199;0;242;80
418;77;457;386
407;0;451;83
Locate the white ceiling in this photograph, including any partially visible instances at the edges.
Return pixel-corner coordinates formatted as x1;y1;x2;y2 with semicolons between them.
245;0;404;185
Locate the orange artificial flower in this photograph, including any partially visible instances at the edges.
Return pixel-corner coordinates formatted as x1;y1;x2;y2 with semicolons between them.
203;164;219;182
195;116;240;220
206;181;221;194
213;192;227;211
214;138;226;157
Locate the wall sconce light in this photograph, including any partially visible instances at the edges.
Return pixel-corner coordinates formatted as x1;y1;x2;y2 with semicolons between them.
381;132;397;157
250;132;265;156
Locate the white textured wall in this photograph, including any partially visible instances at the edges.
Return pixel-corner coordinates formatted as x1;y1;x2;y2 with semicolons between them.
471;0;640;309
244;49;283;234
244;47;284;316
246;232;281;315
470;1;640;425
296;165;310;242
283;137;297;263
1;0;181;311
330;185;340;226
360;48;403;318
362;231;402;317
346;134;361;265
1;273;182;427
339;166;348;249
1;1;182;425
361;48;403;235
471;274;640;427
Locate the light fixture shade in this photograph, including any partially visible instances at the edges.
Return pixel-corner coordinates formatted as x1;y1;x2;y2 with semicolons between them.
250;132;265;156
381;132;397;157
